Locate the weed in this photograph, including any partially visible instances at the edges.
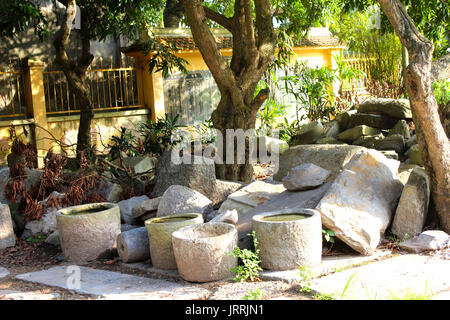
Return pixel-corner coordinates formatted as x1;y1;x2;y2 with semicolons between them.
242;288;265;300
229;231;262;282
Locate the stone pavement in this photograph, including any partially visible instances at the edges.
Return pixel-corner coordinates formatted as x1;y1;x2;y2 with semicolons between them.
15;266;209;300
8;251;450;300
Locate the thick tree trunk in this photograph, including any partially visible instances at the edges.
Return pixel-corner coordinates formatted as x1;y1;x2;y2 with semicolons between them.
378;0;450;233
182;0;276;182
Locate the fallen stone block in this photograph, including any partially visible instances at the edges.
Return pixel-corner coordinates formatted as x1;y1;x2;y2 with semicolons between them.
337;125;381;143
357;98;412;119
118;195;150;224
131;197;161;218
398;230;450;253
316;149;403;255
117;227;150;263
391;167;430;239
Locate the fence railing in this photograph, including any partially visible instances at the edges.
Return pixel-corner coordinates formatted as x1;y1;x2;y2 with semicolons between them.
0;64;26;119
43;65;141;116
340;53;376;93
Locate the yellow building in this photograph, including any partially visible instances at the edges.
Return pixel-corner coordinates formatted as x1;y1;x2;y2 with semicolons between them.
0;27;344;166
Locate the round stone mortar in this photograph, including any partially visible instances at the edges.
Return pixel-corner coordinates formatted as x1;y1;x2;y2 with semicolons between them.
172;222;238;282
56;202;121;262
145;213;203;270
252;208;322;270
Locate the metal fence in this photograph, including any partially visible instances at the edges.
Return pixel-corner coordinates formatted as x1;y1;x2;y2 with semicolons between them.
340;52;375;93
0;63;26;119
43;63;141;116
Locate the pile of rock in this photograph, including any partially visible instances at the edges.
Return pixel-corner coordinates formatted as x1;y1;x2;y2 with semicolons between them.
291;98;420;162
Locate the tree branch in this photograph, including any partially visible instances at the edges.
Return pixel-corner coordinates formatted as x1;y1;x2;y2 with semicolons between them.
53;0;77;72
203;5;233;32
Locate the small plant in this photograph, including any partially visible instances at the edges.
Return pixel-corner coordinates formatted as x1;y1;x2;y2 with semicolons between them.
229;231;263;282
257;98;289;135
107;127;141;161
322;228;336;244
195;118;216;144
26;235;46;243
313;293;336;300
242;288;265;300
138;113;182;156
298;265;313;294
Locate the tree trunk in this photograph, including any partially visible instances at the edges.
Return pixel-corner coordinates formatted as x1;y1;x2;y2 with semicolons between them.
53;1;94;160
182;0;276;182
378;0;450;233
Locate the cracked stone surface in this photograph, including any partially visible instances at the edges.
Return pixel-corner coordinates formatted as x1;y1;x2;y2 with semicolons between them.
15;266;209;300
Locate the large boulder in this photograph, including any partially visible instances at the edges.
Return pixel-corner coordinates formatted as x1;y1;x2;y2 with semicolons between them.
405;144;423;166
357;98;412;119
157;185;213;218
315;149;404;255
391;167;430;240
352;134;385;149
151;150;217;201
282;163;331;191
273;144;366;182
131;197;161;219
375;134;406;155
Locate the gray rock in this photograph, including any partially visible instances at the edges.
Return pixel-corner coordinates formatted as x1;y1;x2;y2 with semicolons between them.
349;113;398;129
273;144;366;182
0;204;15;249
316;149;404;255
320;121;340;138
44;231;60;247
291;121;324;145
0;167;42;203
375;134;405;155
211;179;246;207
335;110;357;131
209;209;239;225
406;135;417;149
118;195;150;224
337;125;381;143
357;98;412;119
98;181;123;203
151;150;217;201
352;134;384;149
405;144;423;166
282;163;331;191
388;120;411;140
315;137;347;145
398;230;450;253
24;191;65;236
391;168;430;239
131;197;161;218
0;266;9;278
397;164;420;185
157;185;213;217
121;224;141;232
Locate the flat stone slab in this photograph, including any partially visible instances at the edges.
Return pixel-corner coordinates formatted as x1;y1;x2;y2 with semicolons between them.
304;254;450;300
227;180;286;207
122;262;180;279
260;250;391;283
0;290;60;300
0;266;9;278
16;266;209;300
